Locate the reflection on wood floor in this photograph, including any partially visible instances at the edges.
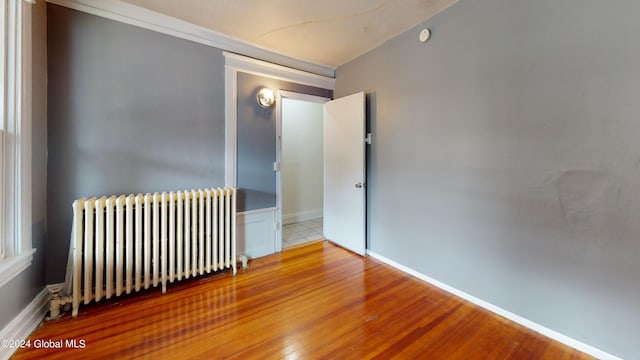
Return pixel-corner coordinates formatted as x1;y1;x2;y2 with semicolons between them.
13;241;593;359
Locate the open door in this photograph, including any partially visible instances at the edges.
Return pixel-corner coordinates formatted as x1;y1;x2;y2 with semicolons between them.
323;92;366;255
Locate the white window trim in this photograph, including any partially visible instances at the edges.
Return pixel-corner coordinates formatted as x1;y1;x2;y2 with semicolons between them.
1;0;35;288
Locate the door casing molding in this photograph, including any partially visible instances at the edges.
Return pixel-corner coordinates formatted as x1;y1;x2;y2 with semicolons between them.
224;53;334;254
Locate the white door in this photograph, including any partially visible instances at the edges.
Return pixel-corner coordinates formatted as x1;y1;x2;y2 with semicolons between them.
323;92;366;255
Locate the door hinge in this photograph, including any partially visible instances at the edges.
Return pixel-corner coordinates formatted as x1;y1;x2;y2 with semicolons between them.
273;162;281;171
365;133;372;145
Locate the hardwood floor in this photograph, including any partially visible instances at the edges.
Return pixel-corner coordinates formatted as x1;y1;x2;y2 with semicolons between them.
13;241;593;359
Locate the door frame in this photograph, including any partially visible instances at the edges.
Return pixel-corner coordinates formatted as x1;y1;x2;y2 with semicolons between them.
223;53;335;258
275;91;330;252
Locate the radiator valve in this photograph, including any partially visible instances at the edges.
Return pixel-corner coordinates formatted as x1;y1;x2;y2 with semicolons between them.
238;255;249;270
47;287;72;320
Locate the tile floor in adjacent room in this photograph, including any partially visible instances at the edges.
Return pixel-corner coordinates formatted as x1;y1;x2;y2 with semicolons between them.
283;218;324;248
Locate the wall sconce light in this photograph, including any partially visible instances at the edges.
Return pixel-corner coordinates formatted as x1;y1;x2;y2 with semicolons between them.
257;88;275;108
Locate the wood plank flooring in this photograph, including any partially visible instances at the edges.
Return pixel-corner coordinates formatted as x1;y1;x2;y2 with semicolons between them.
12;241;593;359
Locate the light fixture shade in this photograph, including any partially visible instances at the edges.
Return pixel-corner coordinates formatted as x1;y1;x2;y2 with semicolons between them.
257;88;275;108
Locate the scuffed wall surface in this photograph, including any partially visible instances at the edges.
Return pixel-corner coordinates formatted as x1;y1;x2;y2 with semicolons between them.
335;0;640;358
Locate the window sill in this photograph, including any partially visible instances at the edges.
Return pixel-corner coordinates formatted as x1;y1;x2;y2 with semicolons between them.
0;249;36;288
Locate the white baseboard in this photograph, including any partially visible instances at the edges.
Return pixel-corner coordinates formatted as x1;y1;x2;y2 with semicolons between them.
0;287;50;360
282;209;322;225
366;250;621;360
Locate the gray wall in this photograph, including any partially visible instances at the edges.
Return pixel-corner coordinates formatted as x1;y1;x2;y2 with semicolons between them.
47;4;226;282
0;1;48;328
236;72;331;212
335;0;640;358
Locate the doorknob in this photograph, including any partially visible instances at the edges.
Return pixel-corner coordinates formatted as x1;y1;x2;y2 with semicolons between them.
355;182;365;188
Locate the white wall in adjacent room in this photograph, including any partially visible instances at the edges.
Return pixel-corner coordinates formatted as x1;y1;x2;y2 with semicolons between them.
282;98;324;224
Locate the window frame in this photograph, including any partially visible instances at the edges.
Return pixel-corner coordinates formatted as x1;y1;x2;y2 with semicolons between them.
1;0;7;262
0;0;34;288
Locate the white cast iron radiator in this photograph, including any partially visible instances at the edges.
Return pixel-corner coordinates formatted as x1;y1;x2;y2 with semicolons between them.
65;187;237;317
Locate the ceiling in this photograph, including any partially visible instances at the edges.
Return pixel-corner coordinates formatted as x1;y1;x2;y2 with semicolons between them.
119;0;458;68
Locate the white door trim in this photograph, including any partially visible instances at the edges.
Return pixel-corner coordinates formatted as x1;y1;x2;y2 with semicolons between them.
224;53;334;256
279;90;331;104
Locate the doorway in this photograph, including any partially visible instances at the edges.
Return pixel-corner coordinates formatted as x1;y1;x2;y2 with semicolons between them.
277;92;329;250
